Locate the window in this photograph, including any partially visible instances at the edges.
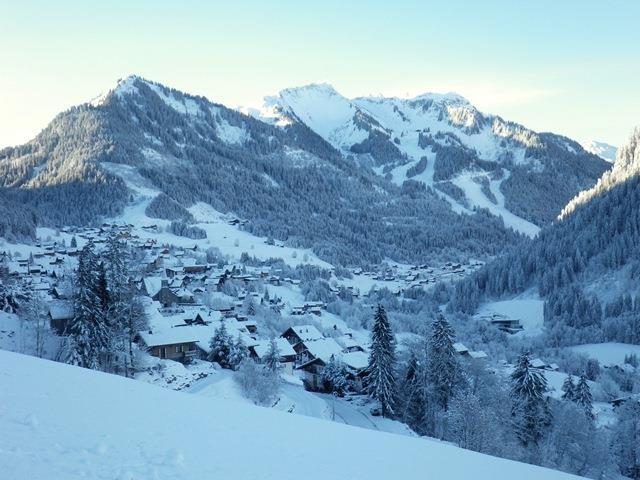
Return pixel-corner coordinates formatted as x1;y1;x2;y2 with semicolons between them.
175;346;180;353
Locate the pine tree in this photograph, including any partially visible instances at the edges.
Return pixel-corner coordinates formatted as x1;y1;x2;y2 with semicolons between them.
321;355;350;395
510;353;551;448
262;338;282;374
104;235;128;304
100;235;132;373
397;351;427;432
209;321;233;368
70;236;77;248
95;262;110;310
228;333;247;370
428;313;463;410
561;375;576;401
245;296;256;316
364;304;396;417
68;242;110;369
612;401;640;479
574;375;594;420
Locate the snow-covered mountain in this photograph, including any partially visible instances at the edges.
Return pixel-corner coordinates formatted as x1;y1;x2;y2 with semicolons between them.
562;128;638;219
0;76;609;265
255;84;610;232
580;140;617;163
452;127;640;343
1;349;585;480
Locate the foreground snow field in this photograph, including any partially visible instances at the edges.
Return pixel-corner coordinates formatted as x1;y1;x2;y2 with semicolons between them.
0;350;586;480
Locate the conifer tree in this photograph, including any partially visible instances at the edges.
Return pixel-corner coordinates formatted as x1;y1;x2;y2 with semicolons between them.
574;375;594;420
428;313;463;410
209;321;233;368
510;353;551;448
321;355;350;395
68;242;110;369
263;338;282;374
364;304;396;417
245;296;256;316
397;351;427;432
229;333;247;370
561;375;576;401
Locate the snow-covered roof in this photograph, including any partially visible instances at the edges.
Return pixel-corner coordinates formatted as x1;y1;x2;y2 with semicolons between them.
143;276;163;297
48;301;74;321
530;358;547;368
302;338;343;363
340;351;369;371
335;335;361;350
453;342;469;354
138;328;200;348
174;288;193;299
288;325;323;342
251;338;296;359
468;350;488;360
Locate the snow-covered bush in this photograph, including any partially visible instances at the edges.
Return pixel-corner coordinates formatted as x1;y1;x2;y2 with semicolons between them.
234;358;280;406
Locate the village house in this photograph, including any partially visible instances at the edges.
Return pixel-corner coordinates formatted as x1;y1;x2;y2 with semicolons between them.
137;329;200;363
248;338;296;375
281;325;324;351
48;301;74;334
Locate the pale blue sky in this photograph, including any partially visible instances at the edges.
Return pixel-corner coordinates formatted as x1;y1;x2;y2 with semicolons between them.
1;0;638;147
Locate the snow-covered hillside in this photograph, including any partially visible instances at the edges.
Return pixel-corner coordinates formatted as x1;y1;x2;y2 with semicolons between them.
0;350;586;480
255;83;609;234
562;128;639;219
580;140;617;163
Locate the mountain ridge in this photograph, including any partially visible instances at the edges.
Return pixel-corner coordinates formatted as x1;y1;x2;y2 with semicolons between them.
254;82;610;229
0;76;611;265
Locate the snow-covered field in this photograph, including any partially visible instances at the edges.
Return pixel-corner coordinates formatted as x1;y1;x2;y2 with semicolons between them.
568;343;640;367
0;350;585;480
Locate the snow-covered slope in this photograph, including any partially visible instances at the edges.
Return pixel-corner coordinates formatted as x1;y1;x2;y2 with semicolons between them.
562;128;639;219
0;350;585;480
256;84;609;234
580;140;617;163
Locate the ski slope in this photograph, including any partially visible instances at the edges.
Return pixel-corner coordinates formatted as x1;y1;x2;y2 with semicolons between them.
0;350;586;480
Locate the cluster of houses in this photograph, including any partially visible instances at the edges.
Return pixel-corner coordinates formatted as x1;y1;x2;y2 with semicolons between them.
135;298;370;391
1;222;498;396
344;260;484;298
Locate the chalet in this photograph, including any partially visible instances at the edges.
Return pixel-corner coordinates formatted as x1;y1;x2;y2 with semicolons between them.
335;335;365;353
174;288;194;304
137;329;199;363
481;314;523;334
530;358;547;369
297;338;343;365
468;350;488;360
166;267;185;278
242;320;257;334
249;338;296;375
48;301;74;334
142;277;164;298
154;287;181;307
295;337;344;389
281;325;323;351
183;263;207;274
453;342;470;356
340;350;369;391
